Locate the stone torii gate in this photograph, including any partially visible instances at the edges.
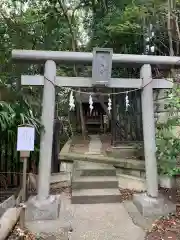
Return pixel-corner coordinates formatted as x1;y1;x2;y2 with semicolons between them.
12;49;175;220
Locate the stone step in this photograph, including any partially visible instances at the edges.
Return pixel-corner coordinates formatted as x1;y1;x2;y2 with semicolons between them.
117;174;146;192
74;162;116;177
116;167;145;179
72;188;120;204
75;167;116;177
72;176;118;189
61;153;145;171
106;145;144;159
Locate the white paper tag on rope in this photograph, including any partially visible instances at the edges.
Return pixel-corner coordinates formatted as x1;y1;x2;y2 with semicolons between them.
17;126;35;151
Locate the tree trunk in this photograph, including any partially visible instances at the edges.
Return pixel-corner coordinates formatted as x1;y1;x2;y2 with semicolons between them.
167;0;174;56
57;0;86;139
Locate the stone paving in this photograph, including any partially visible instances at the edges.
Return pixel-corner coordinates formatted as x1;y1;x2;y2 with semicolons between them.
62;192;145;240
87;135;102;154
26;192;145;240
69;202;145;240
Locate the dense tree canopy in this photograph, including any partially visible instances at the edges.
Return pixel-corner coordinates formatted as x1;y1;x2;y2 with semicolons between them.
0;0;179;137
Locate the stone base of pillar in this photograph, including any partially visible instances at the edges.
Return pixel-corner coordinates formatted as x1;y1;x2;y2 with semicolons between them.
133;193;176;217
25;195;61;221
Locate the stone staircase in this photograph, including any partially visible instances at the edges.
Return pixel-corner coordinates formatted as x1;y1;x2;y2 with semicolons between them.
71;161;120;204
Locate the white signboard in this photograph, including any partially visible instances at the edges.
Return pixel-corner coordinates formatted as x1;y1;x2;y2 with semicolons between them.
17;126;35;151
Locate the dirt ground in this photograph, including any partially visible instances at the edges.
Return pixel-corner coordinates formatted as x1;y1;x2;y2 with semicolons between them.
70;135;90;154
145;188;179;240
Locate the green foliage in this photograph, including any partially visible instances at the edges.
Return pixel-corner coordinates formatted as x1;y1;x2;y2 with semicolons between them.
0;100;41;132
107;5;145;33
0;0;82;172
0;0;76;133
156;84;180;176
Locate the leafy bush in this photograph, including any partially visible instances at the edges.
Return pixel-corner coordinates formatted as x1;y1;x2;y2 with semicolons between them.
0;101;41;133
156;84;180;176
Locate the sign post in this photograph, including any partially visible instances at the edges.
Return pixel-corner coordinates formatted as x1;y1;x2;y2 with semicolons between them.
17;124;35;229
103;114;108;133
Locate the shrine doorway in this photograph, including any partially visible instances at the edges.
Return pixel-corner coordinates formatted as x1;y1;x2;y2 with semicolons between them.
82;102;110;134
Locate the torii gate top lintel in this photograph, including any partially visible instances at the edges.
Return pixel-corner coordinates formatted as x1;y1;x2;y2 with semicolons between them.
13;48;174;89
12;49;180;66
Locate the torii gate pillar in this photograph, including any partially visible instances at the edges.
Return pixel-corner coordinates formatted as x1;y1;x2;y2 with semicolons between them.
140;64;158;198
25;60;61;221
38;60;56;200
133;64;175;217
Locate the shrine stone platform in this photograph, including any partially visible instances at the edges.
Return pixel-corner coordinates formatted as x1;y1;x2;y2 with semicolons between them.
59;134;146;179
